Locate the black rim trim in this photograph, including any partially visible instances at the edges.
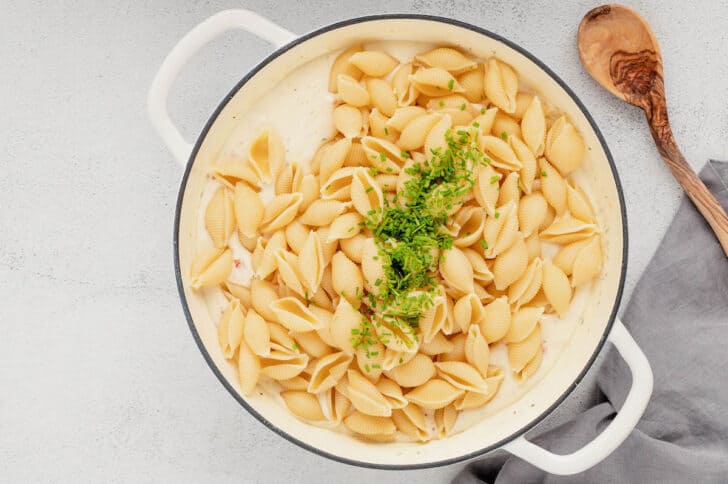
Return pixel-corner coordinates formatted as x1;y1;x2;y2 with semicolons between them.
172;13;628;470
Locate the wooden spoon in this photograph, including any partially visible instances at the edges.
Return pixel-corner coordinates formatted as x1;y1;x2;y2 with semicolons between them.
578;4;728;256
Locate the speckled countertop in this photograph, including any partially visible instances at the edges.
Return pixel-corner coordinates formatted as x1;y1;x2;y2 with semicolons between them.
2;1;726;482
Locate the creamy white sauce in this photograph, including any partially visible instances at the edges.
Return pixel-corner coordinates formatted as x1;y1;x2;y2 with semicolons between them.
193;42;598;441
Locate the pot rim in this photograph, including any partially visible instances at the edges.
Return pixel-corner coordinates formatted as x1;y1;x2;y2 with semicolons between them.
172;13;628;470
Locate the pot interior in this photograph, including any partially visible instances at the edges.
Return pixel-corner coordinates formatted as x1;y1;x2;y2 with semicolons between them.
176;16;625;467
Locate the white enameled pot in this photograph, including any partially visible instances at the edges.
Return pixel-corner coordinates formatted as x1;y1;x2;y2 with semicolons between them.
148;10;653;474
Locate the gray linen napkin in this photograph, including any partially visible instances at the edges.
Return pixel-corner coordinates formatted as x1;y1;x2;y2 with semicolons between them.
454;160;728;483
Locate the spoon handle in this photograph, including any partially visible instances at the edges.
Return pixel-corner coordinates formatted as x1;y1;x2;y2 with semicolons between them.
645;92;728;256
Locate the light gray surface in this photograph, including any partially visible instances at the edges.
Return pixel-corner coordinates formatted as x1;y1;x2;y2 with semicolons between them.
1;1;725;483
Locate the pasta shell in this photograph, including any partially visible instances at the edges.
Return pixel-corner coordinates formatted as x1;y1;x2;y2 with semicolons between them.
480;135;522;171
471;107;498;136
331;251;364;308
521;95;546;156
253;231;286;279
260;193;303;233
372;314;419;353
497;172;521;207
320;138;352;185
211;161;260;190
571;235;603;287
268;321;296;350
233;182;264;239
222;281;251;307
492;112;521;140
453;293;486;332
321;387;351;424
346;369;392;416
540;213;598;244
405;379;463;409
392;63;418;106
380;347;417;372
513;92;534;120
464;325;490;376
439;247;474;295
508;257;543;309
507;324;542;373
473;283;495;305
453;366;504;410
415;47;477;75
493;233;528;291
518;193;549;237
397;113;442;151
340;233;366;263
298;231;325;294
419;331;454;356
366;78;397;117
453;206;486;247
510;135;537;195
278;375;310;391
270;297;323;332
298;174;320;214
205;187;235;248
248;128;284;184
217;299;245;359
518;345;543;381
344;411;396;436
291;330;332;359
484;58;517;113
387;106;426;132
299;199;349;227
329;45;363;92
330;298;363;355
525;232;542;262
552;238;592;275
504;306;544;343
462;248;493;284
349;50;398;77
368;108;396;142
386;353;436;388
409;67;465;97
307;351;352;393
328;214;363;244
375;173;398;192
310;306;336;343
424;113;452;157
435;361;488;393
542;258;572;316
250;278;279;321
482;201;519;259
272;249;305;297
472;164;501;216
545;116;584;176
361;240;385;295
337;74;370;107
457;64;485;103
259;343;309;380
539;157;567;215
243;308;271;357
190;247;232;289
376;377;408;409
281;391;325;421
439;333;467;361
392;404;430;441
351;168;384;220
361;136;406;174
320;166;354;200
479;296;512;343
344;141;369;168
566;181;596;223
333;104;363;138
237;340;260;396
275;161;303;196
284;220;309;255
419;293;447;343
434;404;459;439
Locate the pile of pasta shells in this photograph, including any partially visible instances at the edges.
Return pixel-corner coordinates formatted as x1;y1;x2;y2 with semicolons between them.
190;45;604;442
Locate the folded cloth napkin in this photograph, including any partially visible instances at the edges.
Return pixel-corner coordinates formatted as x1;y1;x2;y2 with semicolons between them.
454;160;728;484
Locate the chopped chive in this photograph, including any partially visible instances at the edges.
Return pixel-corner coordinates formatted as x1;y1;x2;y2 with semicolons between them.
501;131;508;140
459;103;466;111
384;127;389;135
480;240;488;250
480;107;486;114
494;211;500;219
365;186;374;193
438;100;445;108
447;79;454;90
472;121;480;128
379;152;386;162
490;175;499;184
541;170;548;177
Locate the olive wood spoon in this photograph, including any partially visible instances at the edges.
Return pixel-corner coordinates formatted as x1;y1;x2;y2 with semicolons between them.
578;4;728;256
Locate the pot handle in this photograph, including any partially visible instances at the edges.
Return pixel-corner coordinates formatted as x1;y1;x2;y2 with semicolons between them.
147;10;296;164
502;318;653;475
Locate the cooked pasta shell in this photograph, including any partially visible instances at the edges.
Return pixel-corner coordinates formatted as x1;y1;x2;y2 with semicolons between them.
320;166;354;200
439;247;474;295
259;343;309;380
392;404;430;441
237;340;260;396
278;375;310;391
205;187;235;248
409;67;465;97
211;161;260;190
281;391;325;421
366;78;397;117
349;50;398;77
297;231;325;294
249;278;279;322
571;235;603;287
380;348;417;371
284;219;309;255
375;173;398;193
540;213;598;244
453;206;486;247
523;232;541;263
453;293;486;332
552;238;591;275
344;411;396;436
397;113;442;151
419;331;454;356
439;333;467;361
471;107;498;136
426;93;474;111
462;248;493;284
484;58;518;113
340;232;366;263
513;92;534;120
346;369;392;416
392;62;418;106
298;174;321;214
270;297;323;332
310;305;336;341
368;108;396;142
253;230;286;279
321;387;351;424
329;214;363;244
329;45;363;92
435;404;459;439
243;308;271;357
458;64;485;103
435;361;488;393
320;138;352;184
330;298;363;355
419;293;447;343
331;251;364;308
337;74;370;107
190;247;232;289
472;163;501;216
480;135;522;171
355;339;385;382
510;135;537;195
542;258;572;317
414;47;477;75
521;95;546;156
268;321;296;350
217;299;245;359
492;112;521;140
441;295;458;336
299;199;349;227
566;181;596;223
351;168;384;220
482;201;519;259
333;104;364;138
479;296;511;343
518;345;543;381
361;240;384;295
405;379;463;409
361;136;406;174
424;113;452;157
222;281;251;307
291;329;332;359
260;193;303;233
545;116;584;176
248;128;284;184
275;161;303;196
344;141;369;168
373;314;419;354
508;258;543;310
493;233;528;291
518;193;548;238
453;366;504;410
307;351;352;394
464;324;490;376
497;172;521;207
233;182;264;239
273;249;306;297
385;353;436;388
387;106;426;132
375;377;408;409
539;157;567;215
504;307;544;346
507;324;541;373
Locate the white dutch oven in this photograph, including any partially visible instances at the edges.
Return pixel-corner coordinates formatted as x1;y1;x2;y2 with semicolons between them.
148;10;653;474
